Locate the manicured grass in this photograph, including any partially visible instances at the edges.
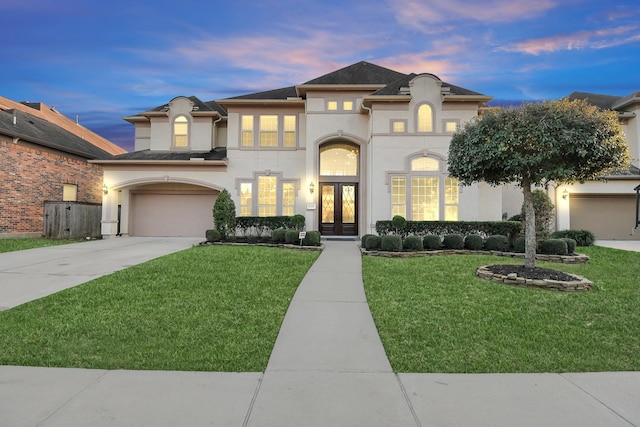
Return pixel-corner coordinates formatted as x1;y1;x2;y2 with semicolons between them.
0;245;319;372
363;246;640;373
0;237;81;253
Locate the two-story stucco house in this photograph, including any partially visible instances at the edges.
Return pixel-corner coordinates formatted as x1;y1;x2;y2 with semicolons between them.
92;61;509;238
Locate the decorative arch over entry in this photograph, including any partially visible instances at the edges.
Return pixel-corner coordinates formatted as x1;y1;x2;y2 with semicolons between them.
317;140;361;236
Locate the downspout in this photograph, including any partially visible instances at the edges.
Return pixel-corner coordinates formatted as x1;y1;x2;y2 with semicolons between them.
361;102;373;235
212;115;223;150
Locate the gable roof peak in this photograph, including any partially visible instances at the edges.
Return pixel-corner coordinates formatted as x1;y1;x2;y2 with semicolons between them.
302;61;408;86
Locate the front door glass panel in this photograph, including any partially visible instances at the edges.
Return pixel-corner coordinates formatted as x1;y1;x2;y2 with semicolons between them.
321;185;335;223
342;185;355;223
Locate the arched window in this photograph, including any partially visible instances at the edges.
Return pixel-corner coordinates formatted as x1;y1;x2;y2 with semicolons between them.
320;143;359;176
417;104;433;133
173;115;189;147
389;155;458;221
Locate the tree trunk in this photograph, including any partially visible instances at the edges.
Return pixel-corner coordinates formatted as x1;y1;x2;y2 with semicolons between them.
522;178;536;269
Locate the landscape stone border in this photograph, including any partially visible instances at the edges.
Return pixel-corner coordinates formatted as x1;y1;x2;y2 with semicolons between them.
476;265;593;291
360;247;589;264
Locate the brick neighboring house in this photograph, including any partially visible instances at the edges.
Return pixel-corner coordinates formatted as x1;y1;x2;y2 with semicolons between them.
0;96;125;237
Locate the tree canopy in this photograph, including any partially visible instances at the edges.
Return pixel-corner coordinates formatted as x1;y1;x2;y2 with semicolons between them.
448;98;629;187
448;98;630;268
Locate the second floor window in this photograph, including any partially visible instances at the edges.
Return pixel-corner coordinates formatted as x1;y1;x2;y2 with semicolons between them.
417;104;433;133
260;115;278;147
241;114;297;149
173;116;189;147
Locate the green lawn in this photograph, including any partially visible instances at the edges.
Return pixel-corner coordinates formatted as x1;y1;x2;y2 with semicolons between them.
363;246;640;373
0;245;319;372
0;237;82;253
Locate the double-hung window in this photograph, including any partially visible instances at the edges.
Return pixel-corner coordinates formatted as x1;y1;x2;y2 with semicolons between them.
241;114;297;148
259;116;278;147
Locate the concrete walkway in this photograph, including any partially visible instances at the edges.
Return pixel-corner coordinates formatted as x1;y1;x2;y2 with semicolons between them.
1;239;640;426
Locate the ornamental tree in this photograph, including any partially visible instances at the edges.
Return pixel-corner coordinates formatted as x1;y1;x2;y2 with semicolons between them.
448;98;630;268
213;189;236;240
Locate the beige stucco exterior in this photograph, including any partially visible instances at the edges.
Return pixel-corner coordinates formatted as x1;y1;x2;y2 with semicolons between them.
94;63;639;240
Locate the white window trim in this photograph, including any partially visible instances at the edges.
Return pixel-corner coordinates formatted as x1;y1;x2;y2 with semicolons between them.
239;114;298;150
325;99;357;112
236;171;300;216
390;119;408;133
172;114;191;149
385;152;458;220
415;102;435;133
443;119;460;133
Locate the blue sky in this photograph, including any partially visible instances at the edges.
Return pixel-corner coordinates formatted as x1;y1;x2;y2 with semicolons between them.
2;0;640;151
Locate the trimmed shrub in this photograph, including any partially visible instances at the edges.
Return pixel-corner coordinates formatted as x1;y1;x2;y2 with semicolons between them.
381;235;402;252
514;236;526;253
365;235;381;251
442;234;464;250
561;237;577;254
376;220;521;242
423;234;442;250
247;235;258;244
551;229;595;247
508;214;522;222
539;239;568;255
205;229;221;242
271;228;286;243
213;189;236;240
391;215;407;234
485;235;509;251
464;234;484;250
303;231;321;246
361;234;376;248
289;214;306;231
403;235;424;251
284;229;300;244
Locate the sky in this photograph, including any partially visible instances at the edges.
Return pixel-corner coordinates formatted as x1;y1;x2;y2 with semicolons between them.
2;0;640;152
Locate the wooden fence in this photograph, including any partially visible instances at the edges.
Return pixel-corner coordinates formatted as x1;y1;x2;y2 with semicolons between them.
43;202;102;239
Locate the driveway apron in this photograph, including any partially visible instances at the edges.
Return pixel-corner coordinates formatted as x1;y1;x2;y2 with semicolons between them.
0;237;201;311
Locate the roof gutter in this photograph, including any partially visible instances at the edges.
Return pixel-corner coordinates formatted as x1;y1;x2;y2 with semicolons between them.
89;159;228;166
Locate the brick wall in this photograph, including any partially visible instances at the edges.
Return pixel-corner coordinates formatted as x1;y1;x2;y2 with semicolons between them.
0;138;104;235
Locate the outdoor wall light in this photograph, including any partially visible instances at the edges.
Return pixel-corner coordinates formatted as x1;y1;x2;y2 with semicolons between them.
102;184;108;195
309;181;315;194
562;189;569;200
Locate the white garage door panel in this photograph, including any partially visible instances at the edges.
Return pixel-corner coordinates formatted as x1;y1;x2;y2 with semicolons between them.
131;193;216;237
570;195;639;240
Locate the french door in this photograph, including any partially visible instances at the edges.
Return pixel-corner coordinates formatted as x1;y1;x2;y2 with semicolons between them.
319;183;358;236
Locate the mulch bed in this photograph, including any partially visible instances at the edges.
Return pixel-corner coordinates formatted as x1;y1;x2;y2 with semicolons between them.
485;264;580;282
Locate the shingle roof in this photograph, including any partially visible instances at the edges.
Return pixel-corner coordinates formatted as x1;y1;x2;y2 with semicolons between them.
142;96;227;115
223;61;486;100
0;109;114;159
109;147;227;161
566;92;621;110
303;61;408;85
225;86;298;101
0;96;125;155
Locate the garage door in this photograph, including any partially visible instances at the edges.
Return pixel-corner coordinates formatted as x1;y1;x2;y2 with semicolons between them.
570;194;639;240
130;191;217;237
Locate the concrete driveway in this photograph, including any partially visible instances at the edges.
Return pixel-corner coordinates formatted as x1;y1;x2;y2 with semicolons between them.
0;237;202;311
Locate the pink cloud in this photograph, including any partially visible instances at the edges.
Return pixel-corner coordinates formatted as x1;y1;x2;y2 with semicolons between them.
171;29;385;88
499;25;640;55
390;0;558;32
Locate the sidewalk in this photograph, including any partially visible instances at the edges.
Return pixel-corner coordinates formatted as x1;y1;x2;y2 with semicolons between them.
1;240;639;426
